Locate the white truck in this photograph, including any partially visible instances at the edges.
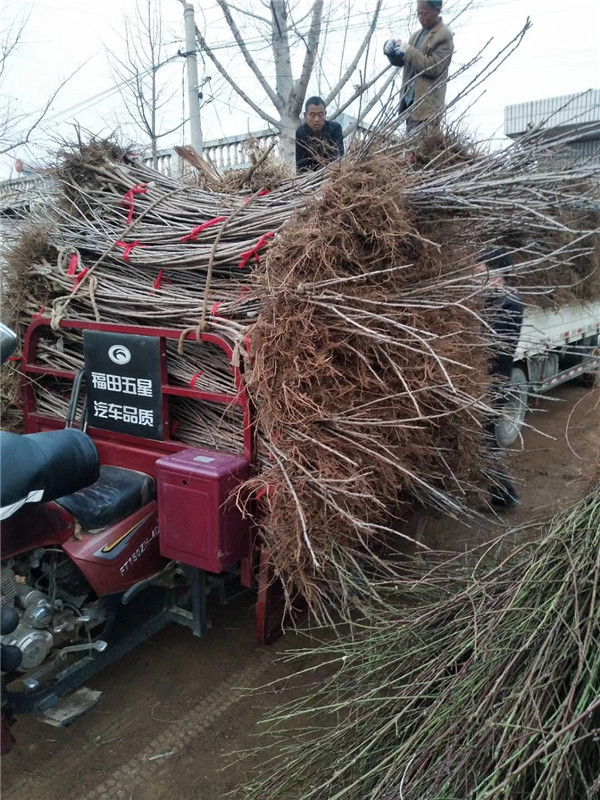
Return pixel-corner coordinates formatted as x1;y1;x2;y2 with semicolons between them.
496;301;600;446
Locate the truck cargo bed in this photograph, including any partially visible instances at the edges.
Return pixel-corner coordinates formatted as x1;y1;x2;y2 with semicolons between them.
515;302;600;360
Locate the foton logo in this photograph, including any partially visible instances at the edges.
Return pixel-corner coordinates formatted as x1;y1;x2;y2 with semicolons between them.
108;344;131;365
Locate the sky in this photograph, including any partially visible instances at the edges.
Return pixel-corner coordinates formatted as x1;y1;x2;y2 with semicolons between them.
0;0;598;177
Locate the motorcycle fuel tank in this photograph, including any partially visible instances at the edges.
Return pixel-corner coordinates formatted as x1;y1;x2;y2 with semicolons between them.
62;502;164;595
155;448;251;573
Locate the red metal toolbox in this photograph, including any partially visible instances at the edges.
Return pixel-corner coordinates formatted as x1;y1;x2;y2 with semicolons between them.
155;448;251;573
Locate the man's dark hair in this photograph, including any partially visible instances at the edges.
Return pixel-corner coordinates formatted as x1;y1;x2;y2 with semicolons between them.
483;247;514;274
427;0;443;8
304;96;326;112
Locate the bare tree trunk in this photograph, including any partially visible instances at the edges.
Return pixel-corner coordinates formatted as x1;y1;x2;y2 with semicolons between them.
271;1;293;112
278;113;298;165
271;0;298;163
151;64;158;170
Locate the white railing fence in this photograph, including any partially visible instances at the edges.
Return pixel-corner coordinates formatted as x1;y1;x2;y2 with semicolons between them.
142;130;280;178
142;114;367;178
1;117;368;211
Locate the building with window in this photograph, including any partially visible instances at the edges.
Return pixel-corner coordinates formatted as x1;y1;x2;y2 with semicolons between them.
504;90;600;165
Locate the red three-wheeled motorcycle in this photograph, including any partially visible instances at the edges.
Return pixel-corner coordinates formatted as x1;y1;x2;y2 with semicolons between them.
1;318;286;754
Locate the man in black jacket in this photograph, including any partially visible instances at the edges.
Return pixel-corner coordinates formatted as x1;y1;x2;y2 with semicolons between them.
295;97;344;173
476;249;524;509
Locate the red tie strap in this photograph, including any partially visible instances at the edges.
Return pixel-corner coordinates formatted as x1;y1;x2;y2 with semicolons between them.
211;302;222;319
33;306;46;319
255;485;275;502
67;253;79;275
239;231;274;269
73;268;89;288
153;269;173;290
243;189;270;203
116;240;146;263
189;371;203;387
180;216;227;243
121;183;148;226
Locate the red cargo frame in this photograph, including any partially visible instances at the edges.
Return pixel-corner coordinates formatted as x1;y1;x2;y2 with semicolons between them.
22;318;254;462
20;318;284;642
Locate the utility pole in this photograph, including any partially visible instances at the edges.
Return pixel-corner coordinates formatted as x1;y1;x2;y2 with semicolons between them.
182;2;203;154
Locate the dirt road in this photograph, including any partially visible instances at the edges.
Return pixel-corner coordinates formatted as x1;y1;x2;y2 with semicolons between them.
2;383;599;800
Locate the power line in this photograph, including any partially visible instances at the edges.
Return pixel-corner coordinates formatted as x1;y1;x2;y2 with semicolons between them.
7;52;183;141
8;11;392;138
8;0;595;147
8;9;392;131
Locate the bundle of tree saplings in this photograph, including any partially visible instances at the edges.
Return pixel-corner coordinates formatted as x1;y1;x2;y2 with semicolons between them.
1;139;311;349
240;152;495;614
4;125;600;344
2;126;600;612
397;125;600;308
241;480;600;800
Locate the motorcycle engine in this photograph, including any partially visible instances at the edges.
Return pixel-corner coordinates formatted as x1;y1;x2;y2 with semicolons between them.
1;557;107;672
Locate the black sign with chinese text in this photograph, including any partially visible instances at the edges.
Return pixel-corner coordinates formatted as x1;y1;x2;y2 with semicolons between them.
83;331;164;440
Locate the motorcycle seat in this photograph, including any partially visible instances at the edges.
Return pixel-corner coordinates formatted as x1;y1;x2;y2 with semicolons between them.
0;429;99;521
56;465;156;532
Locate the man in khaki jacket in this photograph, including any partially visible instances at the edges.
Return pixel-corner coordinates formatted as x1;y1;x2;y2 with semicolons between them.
384;0;454;131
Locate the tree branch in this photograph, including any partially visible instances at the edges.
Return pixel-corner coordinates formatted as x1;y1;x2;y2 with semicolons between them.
342;69;399;135
227;2;271;25
107;48;152;137
0;15;26;82
324;0;383;107
104;0;185;153
287;3;317;32
270;0;295;113
0;67;77;155
328;64;391;121
194;25;280;128
156;117;188;138
216;0;282;111
290;0;324;118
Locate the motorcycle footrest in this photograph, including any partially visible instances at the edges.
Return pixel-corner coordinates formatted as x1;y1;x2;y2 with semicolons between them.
38;687;102;727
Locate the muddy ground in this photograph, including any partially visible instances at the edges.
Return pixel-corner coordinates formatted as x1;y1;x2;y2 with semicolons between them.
2;383;599;800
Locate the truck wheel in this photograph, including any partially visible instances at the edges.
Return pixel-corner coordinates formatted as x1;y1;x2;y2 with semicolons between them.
495;366;528;448
579;371;599;388
579;335;600;387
